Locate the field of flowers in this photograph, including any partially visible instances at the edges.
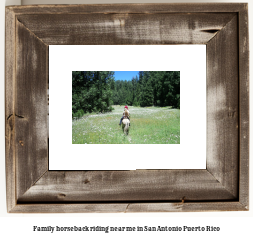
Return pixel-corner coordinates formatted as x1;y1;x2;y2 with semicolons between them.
72;106;180;144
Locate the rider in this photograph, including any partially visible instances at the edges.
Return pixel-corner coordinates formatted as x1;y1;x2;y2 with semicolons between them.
119;105;130;126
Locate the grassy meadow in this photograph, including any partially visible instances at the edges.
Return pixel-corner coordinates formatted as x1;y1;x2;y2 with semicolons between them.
72;106;180;144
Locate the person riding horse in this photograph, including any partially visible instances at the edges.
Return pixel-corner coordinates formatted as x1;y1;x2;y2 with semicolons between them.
119;105;130;126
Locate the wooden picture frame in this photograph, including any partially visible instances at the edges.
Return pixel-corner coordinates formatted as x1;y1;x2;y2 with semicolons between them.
5;3;249;213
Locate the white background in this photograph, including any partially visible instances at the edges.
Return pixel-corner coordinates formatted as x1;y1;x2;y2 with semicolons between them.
1;0;252;237
49;45;206;170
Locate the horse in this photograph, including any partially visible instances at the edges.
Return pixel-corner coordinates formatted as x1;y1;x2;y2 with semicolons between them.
122;108;130;135
122;118;130;135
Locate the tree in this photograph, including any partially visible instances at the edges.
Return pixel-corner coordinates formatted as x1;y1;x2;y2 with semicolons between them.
73;71;180;111
72;71;115;116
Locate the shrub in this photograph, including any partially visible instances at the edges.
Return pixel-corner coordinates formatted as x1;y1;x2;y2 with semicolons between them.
108;106;114;111
74;109;85;119
79;109;84;116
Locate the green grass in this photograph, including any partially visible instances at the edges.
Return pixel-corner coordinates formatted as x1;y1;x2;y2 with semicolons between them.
72;105;180;144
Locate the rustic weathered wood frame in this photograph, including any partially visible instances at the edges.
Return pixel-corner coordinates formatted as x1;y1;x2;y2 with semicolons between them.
5;4;249;213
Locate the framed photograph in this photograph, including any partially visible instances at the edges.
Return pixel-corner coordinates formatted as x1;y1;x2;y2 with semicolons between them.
49;45;206;171
5;3;249;213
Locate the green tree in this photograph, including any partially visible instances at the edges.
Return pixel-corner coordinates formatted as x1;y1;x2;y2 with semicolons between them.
72;71;115;116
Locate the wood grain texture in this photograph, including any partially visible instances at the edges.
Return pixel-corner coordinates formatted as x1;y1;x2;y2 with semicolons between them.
7;3;246;15
15;20;48;200
125;202;248;212
238;4;249;208
18;170;236;202
206;16;239;198
16;13;235;45
5;7;16;212
10;202;247;213
5;3;249;213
